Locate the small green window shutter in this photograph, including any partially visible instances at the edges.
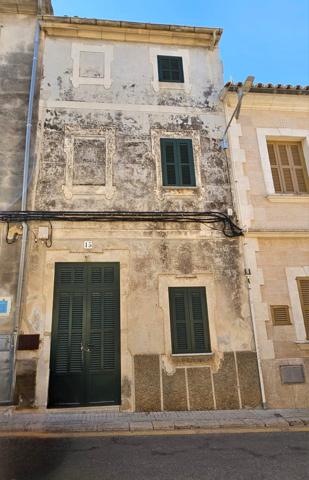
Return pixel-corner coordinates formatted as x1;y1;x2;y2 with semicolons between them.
188;289;211;353
169;287;211;354
169;288;190;354
157;56;184;82
177;140;195;186
161;139;195;187
161;139;177;185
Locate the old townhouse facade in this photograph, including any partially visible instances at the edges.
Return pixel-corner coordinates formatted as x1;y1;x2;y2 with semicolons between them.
223;83;309;408
0;3;263;411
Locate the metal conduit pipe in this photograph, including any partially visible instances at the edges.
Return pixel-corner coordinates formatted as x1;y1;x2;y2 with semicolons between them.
245;267;267;408
10;21;41;402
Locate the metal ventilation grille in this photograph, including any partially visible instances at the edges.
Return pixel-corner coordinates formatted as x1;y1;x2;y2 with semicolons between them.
271;305;291;326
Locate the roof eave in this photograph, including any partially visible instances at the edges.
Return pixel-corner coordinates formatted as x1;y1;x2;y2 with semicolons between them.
39;15;223;48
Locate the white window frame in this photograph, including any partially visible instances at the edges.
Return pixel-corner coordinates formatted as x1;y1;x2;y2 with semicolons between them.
71;43;113;88
286;266;309;343
149;47;191;94
256;128;309;198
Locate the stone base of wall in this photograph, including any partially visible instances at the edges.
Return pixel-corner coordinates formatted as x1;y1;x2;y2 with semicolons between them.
14;360;37;408
134;352;262;411
262;358;309;409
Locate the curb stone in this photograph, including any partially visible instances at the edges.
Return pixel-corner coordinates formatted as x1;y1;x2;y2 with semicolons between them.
130;422;154;432
152;421;175;431
0;408;309;434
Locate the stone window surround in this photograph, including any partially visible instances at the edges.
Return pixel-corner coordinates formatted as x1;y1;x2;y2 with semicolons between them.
286;266;309;343
256;128;309;200
71;43;113;88
36;250;131;408
149;46;191;94
63;126;116;199
158;273;218;359
151;128;202;197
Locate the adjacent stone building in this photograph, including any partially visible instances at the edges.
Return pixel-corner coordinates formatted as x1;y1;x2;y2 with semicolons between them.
0;0;53;403
223;82;309;408
0;10;262;410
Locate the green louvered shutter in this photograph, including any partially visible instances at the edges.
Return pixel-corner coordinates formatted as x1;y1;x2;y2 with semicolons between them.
161;139;195;187
86;263;120;405
49;263;120;407
161;139;177;186
178;140;195;186
49;264;87;406
169;287;211;354
169;288;190;354
189;288;211;353
157;55;184;82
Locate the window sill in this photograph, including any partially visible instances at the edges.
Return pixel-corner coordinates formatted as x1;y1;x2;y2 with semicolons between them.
266;194;309;203
158;81;186;90
295;341;309;351
171;352;213;357
161;186;201;196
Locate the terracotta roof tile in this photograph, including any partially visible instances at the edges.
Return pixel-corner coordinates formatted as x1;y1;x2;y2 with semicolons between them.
225;81;309;95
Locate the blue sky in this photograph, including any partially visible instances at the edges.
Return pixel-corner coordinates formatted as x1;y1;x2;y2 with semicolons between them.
52;0;309;85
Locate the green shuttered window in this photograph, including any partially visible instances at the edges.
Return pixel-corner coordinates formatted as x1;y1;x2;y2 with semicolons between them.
169;287;211;354
160;138;196;187
157;55;184;83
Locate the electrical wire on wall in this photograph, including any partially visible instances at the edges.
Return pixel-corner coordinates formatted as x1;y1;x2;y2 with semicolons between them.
0;210;243;239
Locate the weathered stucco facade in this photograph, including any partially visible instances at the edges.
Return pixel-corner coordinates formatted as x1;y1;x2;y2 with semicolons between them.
0;0;53;403
4;16;263;411
224;84;309;408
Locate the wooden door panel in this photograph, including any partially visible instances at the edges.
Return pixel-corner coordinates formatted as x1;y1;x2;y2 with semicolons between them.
48;263;120;408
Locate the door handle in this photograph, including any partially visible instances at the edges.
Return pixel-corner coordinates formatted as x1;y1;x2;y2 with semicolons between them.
81;342;91;353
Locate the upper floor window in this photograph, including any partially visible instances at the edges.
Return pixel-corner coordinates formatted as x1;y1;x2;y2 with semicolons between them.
169;287;211;354
267;141;309;194
160;138;195;187
157;55;184;83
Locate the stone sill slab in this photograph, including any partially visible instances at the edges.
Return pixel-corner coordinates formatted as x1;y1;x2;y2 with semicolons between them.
0;408;308;434
266;195;309;203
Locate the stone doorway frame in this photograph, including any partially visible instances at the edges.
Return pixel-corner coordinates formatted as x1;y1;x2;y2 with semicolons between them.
35;249;132;410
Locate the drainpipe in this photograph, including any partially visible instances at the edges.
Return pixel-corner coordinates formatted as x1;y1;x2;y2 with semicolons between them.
10;21;41;402
220;76;267;408
244;268;267;408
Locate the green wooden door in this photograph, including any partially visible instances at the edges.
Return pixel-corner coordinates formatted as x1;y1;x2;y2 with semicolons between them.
48;263;120;408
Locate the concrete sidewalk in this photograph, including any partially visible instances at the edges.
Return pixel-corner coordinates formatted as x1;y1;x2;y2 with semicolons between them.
0;407;309;434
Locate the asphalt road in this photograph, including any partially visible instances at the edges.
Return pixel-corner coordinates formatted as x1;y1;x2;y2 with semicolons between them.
0;432;308;480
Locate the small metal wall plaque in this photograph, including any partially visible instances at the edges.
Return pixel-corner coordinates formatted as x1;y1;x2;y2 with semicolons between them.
280;365;305;384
